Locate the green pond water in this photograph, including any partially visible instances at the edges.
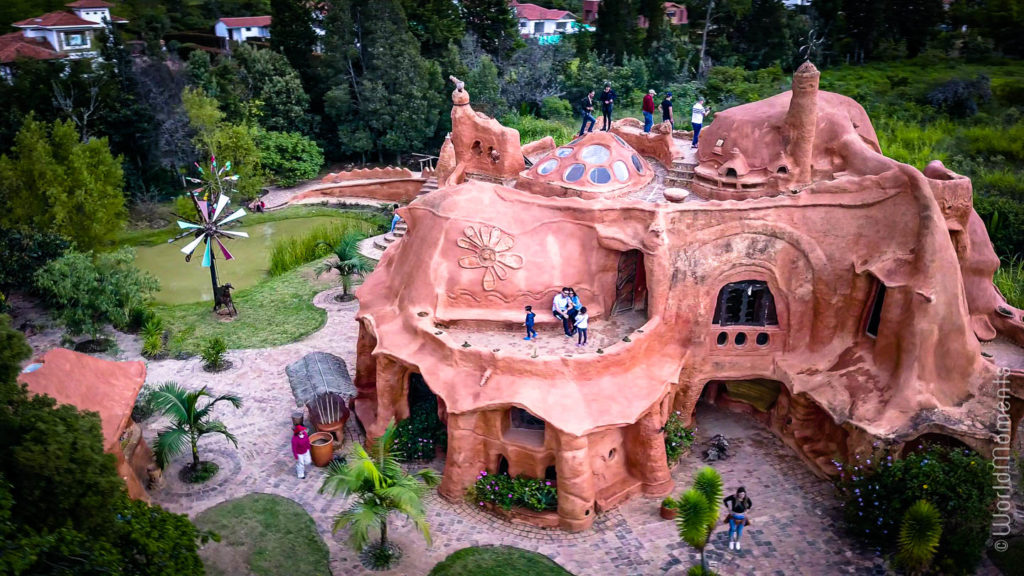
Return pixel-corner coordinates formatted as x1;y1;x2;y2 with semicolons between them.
135;216;345;305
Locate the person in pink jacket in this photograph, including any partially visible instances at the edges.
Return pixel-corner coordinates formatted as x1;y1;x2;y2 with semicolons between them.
292;425;312;479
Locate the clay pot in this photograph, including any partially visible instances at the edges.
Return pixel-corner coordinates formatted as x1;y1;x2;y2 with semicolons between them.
659;504;678;520
291;411;304;427
309;432;335;467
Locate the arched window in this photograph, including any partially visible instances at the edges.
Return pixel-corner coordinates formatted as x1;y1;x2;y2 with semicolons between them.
712;281;778;326
510;407;546;431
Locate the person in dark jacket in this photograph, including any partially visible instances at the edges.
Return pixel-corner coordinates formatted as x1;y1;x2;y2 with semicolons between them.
600;83;617;131
642;89;656;133
723;486;753;550
661;92;674;129
579;90;596;136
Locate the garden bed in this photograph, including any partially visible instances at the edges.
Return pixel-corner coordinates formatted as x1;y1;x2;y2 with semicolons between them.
482;502;560;528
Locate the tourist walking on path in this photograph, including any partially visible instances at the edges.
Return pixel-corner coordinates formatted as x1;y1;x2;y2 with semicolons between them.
724;486;753;550
692;98;710;148
661;92;674;129
579;90;597;136
390;204;403;233
575;306;589;346
567;288;582;334
642;90;656;133
552;287;573;337
292;425;312;479
600;83;617;131
524;305;537;340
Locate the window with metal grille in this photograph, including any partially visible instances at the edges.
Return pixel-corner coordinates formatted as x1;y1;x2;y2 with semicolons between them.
712;281;778;326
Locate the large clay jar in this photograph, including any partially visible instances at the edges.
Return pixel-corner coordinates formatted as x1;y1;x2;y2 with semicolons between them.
309;432;335;467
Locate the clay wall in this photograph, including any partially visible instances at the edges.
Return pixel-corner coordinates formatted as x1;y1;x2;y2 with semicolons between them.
293;179;424;205
322;167;413;182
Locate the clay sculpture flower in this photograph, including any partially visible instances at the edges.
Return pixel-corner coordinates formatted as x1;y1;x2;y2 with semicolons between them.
457;225;524;291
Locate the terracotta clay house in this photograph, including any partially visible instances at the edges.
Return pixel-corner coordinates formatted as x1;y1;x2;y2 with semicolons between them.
352;63;1024;531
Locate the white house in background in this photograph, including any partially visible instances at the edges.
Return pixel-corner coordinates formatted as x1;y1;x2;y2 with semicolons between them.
512;1;578;38
1;0;127;80
214;16;272;45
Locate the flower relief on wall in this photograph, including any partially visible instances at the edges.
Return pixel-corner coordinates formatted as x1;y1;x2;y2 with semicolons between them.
456;226;524;291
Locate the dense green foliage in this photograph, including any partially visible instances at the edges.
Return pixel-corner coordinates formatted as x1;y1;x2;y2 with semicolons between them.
319;423;440;569
663;411;695;465
313;231;375;296
0;228;69;294
268;217;381;276
994;256;1024;309
0;117;126;250
152;382;242;472
182;87;266;200
34;248;159;338
394;377;447;461
258;129;324;186
835;444;996;574
895;499;943;575
194;494;331;576
428;546;574;576
471;472;558;512
0;315;204;576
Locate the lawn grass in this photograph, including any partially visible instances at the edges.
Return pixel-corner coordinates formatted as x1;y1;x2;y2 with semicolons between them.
119;204;388;247
155;261;333;355
194;494;329;576
428;546;574;576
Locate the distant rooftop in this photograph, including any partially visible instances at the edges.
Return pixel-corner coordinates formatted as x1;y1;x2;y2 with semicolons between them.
218;16;272;28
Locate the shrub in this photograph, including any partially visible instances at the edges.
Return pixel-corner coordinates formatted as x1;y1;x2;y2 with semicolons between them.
471;472;557;512
0;228;70;293
394;398;447;461
926;75;991;118
540;96;573;120
664;410;695;464
142;331;164;358
896;499;943;575
835;444;995;575
200;336;227;370
268;218;378;276
500;111;577;146
994;256;1024;309
131;383;159;422
258;130;325;187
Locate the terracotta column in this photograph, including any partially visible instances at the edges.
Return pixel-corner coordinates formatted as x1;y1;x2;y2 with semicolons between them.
786;61;820;187
554;431;596;532
625;410;674;497
439;411;485;501
367;356;406;441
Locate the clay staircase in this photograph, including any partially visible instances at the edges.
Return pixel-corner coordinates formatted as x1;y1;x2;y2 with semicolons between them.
417;177;438;196
358;221;407;262
664;158;697;189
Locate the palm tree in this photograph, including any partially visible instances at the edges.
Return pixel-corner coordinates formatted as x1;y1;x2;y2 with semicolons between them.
319;422;440;567
896;499;943;576
151;382;242;470
315;231;373;298
673;466;723;575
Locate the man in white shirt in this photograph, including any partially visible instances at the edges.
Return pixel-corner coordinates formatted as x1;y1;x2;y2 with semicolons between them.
691;98;710;148
552;287;573;337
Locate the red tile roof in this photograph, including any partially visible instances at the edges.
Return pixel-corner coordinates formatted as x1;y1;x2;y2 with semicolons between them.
12;11;101;28
512;2;574;21
218;16;272;28
65;0;114;7
0;31;59;63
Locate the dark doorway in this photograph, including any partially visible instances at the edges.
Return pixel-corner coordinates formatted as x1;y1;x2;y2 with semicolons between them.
613;250;647;314
498;455;510;476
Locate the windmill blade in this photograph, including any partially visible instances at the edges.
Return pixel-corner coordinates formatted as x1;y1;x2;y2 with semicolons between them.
215;237;234;261
212;194;230;221
196;200;210;222
177;220;202;230
219;207;247;226
219;229;250;239
180;234;205;256
201;238;212;267
168;229;196;243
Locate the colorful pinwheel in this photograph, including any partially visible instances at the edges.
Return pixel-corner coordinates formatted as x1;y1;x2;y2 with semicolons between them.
168;156;248;307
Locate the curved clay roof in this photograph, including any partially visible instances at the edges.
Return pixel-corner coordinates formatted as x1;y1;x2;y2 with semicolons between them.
518;131;654;199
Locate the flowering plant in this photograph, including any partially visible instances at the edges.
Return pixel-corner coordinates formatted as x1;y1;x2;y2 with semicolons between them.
663;411;695;464
470;471;557;512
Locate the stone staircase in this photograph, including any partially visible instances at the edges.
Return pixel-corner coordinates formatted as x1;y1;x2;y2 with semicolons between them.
358;221;407;262
418;177;438;196
664;157;697;189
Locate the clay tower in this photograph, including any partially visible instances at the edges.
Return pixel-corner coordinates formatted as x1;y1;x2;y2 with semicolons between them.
786;61;820;186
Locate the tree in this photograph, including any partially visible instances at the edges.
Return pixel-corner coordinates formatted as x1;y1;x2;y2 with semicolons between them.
896;499;943;576
640;0;667;51
182;87;266;200
687;0;752;76
315;231;373;297
595;0;639;65
34;248;159;338
461;0;520;59
259;129;325;186
0;116;126;251
671;466;723;574
399;0;465;57
0;228;69;295
0;316;204;576
319;422;440;569
233;43;312;133
270;0;317;85
151;382;242;471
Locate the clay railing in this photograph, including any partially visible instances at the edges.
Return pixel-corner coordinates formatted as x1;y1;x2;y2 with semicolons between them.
321;166;414;183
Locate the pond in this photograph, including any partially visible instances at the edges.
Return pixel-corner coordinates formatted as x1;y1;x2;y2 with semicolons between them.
135;216;345;305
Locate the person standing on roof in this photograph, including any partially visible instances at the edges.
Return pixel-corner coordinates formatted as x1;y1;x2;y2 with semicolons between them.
691;97;710;148
579;90;596;136
661;92;674;129
600;83;617;131
642;89;656;133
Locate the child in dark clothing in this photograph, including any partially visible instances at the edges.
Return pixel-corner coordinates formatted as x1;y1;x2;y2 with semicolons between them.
724;487;753;550
524;305;537;340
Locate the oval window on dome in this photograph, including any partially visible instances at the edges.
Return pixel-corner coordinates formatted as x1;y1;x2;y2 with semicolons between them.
564;163;585;183
631;154;645;174
589;167;612;184
612;134;628;147
537;159;558;175
555;147;573;157
581;145;611;164
612;161;629;182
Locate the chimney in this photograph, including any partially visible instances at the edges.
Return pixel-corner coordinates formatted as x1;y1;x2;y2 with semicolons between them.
786;61;820;186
